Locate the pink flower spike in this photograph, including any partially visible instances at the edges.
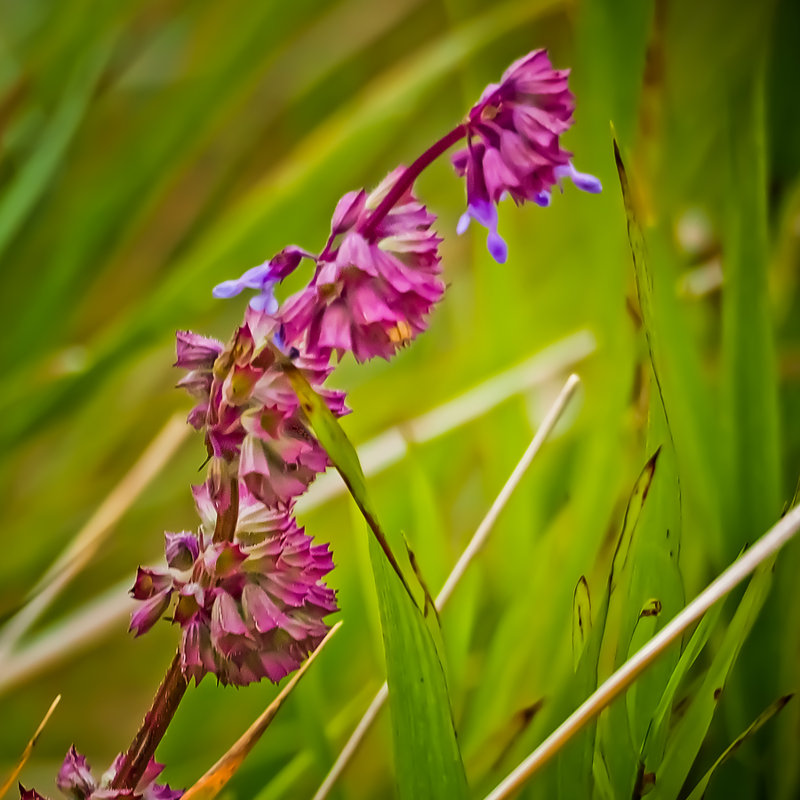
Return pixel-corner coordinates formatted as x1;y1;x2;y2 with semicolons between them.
57;746;96;800
452;49;600;262
131;480;337;686
280;170;444;362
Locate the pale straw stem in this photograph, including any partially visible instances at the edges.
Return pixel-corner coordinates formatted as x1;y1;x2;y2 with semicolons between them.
313;374;581;800
0;335;591;692
0;414;189;658
483;502;800;800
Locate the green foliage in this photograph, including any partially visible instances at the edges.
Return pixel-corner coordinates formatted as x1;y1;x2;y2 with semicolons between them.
1;1;799;799
283;362;468;798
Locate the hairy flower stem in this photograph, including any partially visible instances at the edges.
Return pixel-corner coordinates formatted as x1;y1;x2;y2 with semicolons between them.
114;490;241;790
213;478;240;543
359;123;466;238
111;651;188;791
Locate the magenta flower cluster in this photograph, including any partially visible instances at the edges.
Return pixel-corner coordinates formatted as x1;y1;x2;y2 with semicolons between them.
125;47;599;694
453;49;600;262
130;483;336;685
23;46;599;800
20;747;181;800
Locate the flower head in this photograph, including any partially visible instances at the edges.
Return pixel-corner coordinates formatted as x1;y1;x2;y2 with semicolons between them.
280;168;445;362
452;49;601;261
130;481;337;686
24;749;182;800
175;306;346;508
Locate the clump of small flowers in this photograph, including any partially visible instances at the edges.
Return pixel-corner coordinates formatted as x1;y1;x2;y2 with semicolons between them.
22;48;599;800
130;482;336;685
452;49;600;262
20;747;181;800
134;47;599;690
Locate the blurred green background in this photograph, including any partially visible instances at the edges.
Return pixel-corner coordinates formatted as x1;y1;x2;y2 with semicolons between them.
1;0;799;798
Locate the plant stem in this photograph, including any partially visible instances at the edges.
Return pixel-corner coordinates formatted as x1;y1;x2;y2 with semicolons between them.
359;123;466;238
111;651;188;791
213;478;239;543
113;487;240;790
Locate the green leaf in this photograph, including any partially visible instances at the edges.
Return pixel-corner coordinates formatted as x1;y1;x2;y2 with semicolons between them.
648;561;775;800
283;361;468;799
684;694;793;800
638;593;725;775
555;450;659;799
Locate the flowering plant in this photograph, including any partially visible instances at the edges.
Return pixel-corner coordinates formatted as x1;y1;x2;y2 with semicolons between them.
17;49;599;800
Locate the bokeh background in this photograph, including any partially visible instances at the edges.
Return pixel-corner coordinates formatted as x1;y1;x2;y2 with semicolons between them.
1;0;799;798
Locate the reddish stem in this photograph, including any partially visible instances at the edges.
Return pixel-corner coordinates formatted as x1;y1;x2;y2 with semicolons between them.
113;489;240;790
111;651;187;791
359;123;467;238
213;477;239;543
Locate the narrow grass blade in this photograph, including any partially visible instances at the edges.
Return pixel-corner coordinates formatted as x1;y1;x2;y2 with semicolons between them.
556;450;660;799
284;362;468;799
179;623;341;800
571;576;592;672
282;362;418;606
0;694;61;798
684;694;793;800
638;575;729;771
648;562;775;799
483;504;800;800
313;374;580;800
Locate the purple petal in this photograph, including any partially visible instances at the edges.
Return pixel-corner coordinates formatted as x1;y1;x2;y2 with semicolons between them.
249;287;279;315
212;278;247;299
487;231;508;264
130;592;172;636
460;201;508;264
555;162;602;194
57;746;96;800
165;532;200;571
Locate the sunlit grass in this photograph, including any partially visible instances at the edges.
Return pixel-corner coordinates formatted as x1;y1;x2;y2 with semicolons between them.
1;1;799;799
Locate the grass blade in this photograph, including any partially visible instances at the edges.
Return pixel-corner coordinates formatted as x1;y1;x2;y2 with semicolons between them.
179;623;341;800
556;450;660;799
684;694;793;800
0;694;61;798
483;503;800;800
648;561;775;799
284;361;468;799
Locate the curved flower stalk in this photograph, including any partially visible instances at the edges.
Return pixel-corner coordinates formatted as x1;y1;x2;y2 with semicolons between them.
130;482;337;686
19;48;600;800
